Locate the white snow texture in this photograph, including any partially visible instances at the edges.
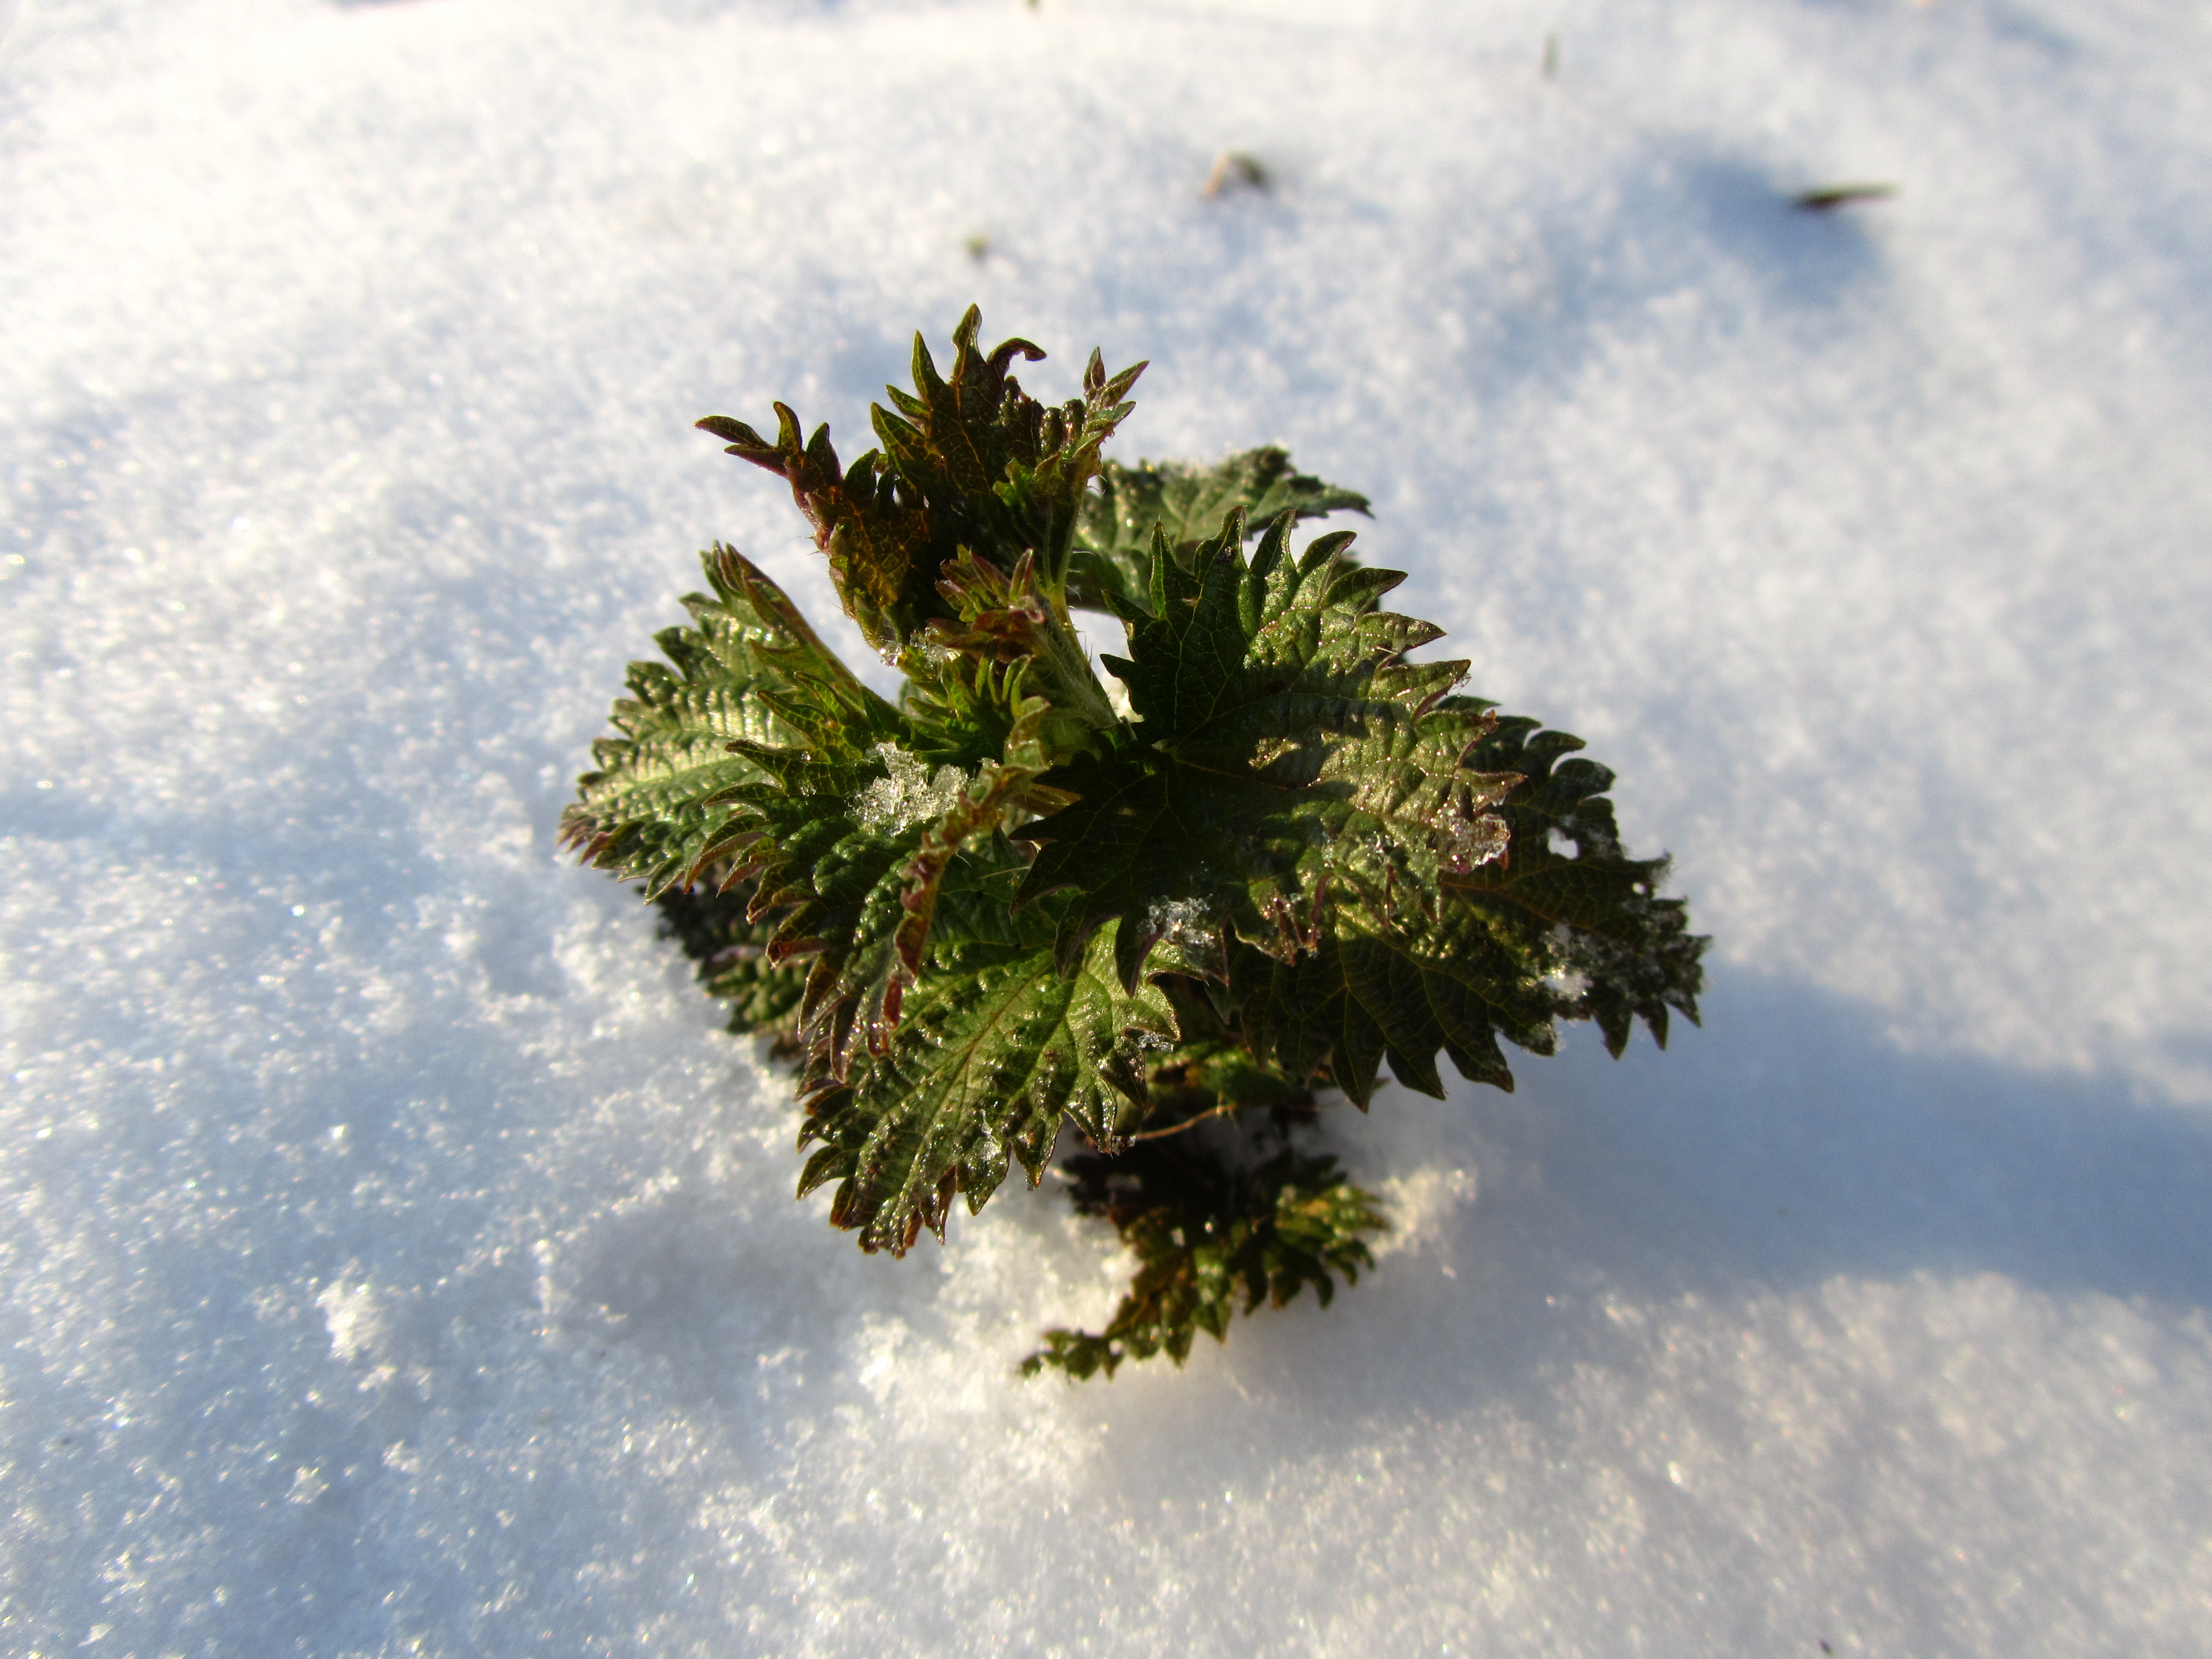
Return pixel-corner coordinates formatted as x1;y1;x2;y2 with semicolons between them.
5;0;2210;1653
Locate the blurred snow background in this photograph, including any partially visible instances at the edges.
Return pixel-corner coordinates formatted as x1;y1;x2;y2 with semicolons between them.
5;0;2210;1652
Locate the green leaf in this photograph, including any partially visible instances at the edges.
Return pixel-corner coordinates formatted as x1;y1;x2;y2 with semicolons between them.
1233;898;1551;1105
1016;512;1518;985
575;307;1705;1341
1023;1145;1387;1379
651;870;807;1045
1069;445;1370;616
700;307;1144;656
696;400;939;662
1449;710;1707;1057
729;695;1055;1077
728;740;943;1066
1235;713;1707;1102
907;546;1118;759
793;866;1180;1255
558;544;900;898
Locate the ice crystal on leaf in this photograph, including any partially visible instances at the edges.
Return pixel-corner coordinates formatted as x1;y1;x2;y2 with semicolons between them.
566;308;1705;1371
857;742;969;833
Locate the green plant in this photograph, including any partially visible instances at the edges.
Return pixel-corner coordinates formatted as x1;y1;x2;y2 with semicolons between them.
565;308;1704;1376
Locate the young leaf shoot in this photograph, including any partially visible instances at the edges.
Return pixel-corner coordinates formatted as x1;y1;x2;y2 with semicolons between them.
567;309;1705;1374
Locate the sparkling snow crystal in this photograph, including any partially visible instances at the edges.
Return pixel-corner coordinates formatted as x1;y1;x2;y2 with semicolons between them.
3;0;2209;1654
856;742;969;833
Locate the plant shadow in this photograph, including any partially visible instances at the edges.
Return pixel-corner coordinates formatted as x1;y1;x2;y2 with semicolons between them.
1019;962;2211;1518
1173;960;2212;1417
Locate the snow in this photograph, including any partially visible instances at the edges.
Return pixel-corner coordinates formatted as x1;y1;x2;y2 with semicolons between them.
4;0;2210;1651
856;743;968;833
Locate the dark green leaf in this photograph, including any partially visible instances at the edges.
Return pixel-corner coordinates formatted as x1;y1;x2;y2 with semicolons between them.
1235;712;1707;1100
728;695;1055;1076
1023;1145;1387;1379
652;870;807;1045
908;547;1118;758
1449;709;1707;1056
794;877;1180;1255
558;544;899;897
1234;899;1550;1105
1017;512;1517;983
1069;445;1369;615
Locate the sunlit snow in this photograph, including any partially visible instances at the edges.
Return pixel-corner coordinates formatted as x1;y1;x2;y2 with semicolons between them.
5;0;2210;1653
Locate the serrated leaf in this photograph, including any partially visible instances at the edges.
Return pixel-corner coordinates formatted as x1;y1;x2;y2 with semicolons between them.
794;890;1180;1256
1022;1146;1386;1379
1016;513;1518;984
1068;445;1370;615
697;399;938;660
1236;713;1707;1100
651;870;807;1043
1448;709;1707;1056
729;697;1053;1077
731;740;943;1066
701;307;1143;656
906;547;1118;761
558;544;899;897
1234;899;1554;1105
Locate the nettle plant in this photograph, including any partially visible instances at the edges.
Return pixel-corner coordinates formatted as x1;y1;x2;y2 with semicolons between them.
564;309;1704;1378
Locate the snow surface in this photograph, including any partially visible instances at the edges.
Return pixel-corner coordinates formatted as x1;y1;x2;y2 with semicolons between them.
5;0;2211;1652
